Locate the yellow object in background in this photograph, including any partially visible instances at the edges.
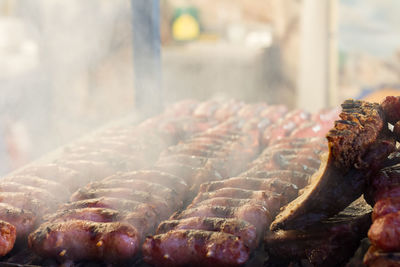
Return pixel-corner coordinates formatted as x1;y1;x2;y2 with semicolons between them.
172;7;200;41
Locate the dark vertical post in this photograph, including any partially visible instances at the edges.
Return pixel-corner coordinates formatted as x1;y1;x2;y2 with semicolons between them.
131;0;162;117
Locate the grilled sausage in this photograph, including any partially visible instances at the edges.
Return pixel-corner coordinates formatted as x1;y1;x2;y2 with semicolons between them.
368;211;400;251
70;188;172;218
2;175;70;200
172;204;271;236
190;188;283;214
0;182;60;206
16;164;82;191
142;230;249;267
0;192;50;215
29;220;140;262
199;177;298;202
0;220;16;256
0;203;36;238
241;169;311;188
102;170;188;197
372;197;400;220
156;217;258;249
44;208;121;223
83;179;182;208
187;197;269;210
60;197;152;213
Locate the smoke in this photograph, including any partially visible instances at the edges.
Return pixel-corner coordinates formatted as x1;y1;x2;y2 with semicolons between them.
0;0;135;173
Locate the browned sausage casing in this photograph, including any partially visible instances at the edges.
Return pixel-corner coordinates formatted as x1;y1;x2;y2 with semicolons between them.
28;220;139;262
142;230;249;267
0;220;16;256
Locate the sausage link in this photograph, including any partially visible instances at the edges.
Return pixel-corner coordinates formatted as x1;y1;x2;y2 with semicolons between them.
28;220;140;262
156;217;258;249
142;230;249;267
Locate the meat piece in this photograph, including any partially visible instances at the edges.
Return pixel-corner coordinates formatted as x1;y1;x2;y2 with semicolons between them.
241;169;311;189
60;197;154;214
156;217;257;249
29;220;140;262
83;179;182;208
142;230;249;267
0;192;51;215
0;203;36;238
56;160;114;184
0;182;60;206
250;159;318;176
2;175;70;201
0;220;16;256
381;96;400;124
214;100;244;121
262;109;311;145
16;164;82;191
193;100;219;118
188;197;268;209
156;155;226;177
250;148;322;168
191;187;283;214
153;162;223;192
266;137;327;151
102;170;188;197
271;99;393;230
70;188;172;218
43;208;121;223
46;207;157;238
172;204;272;236
368;211;400;251
266;198;371;266
59;149;145;172
372;197;400;220
365;164;400;204
363;245;400;267
258;105;288;123
289;122;330;138
162;146;219;158
199;177;298;203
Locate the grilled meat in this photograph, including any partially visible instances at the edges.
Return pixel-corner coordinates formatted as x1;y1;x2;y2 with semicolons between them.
142;230;249;267
0;182;60;207
29;220;139;262
80;179;182;209
372;197;400;221
0;220;16;257
43;208;121;223
198;177;298;202
102;170;188;197
265;198;372;267
16;164;82;192
190;188;283;215
271;100;394;230
363;245;400;267
70;188;173;218
262;109;311;146
171;204;272;237
156;217;257;249
241;169;311;188
2;175;70;201
0;192;50;216
0;203;36;238
368;211;400;251
60;197;156;214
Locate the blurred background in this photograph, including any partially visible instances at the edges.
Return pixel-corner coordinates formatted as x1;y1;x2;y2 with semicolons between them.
0;0;399;174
